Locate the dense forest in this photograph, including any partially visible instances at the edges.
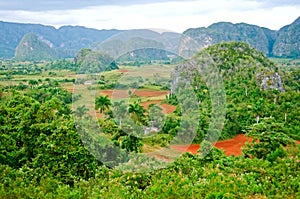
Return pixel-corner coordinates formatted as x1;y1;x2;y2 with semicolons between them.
0;42;299;198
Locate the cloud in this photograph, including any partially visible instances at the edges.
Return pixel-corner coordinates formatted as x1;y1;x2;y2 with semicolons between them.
0;0;299;32
0;0;186;11
250;0;300;8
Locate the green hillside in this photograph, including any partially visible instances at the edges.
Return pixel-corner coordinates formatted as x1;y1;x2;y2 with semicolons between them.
14;33;59;61
75;48;119;73
172;42;299;141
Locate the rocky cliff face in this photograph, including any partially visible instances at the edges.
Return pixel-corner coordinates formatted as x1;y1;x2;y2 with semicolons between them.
272;17;300;58
257;73;285;92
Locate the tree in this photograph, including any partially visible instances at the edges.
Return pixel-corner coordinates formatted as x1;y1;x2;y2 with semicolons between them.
282;101;291;122
95;95;111;114
28;79;38;88
73;105;89;119
112;100;127;126
128;101;147;125
252;98;265;124
148;104;165;130
243;117;294;161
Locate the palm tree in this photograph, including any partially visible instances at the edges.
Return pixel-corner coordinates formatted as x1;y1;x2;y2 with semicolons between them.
95;95;111;114
128;101;146;125
73;105;89;119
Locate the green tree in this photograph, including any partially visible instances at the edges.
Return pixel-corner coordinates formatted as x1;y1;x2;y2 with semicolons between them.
95;95;111;114
252;98;265;124
128;101;147;125
243;117;294;160
112;100;127;126
148;104;165;129
28;79;38;88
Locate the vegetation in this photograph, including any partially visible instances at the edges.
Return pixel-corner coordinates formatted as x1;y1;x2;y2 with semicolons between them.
0;41;299;198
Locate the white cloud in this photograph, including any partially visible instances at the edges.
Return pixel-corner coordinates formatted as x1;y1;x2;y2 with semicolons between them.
0;0;299;32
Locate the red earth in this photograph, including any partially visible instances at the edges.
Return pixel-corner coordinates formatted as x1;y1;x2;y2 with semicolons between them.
116;69;129;73
99;89;170;98
171;134;252;156
171;135;300;157
141;100;176;114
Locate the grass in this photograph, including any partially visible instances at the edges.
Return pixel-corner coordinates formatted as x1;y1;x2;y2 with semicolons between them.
118;64;175;79
72;84;97;112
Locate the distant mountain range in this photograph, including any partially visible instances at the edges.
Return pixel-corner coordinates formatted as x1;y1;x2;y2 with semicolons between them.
184;17;300;58
0;16;299;60
0;21;122;59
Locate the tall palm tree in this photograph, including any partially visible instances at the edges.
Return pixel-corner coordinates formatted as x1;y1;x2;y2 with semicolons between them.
95;95;111;114
128;101;146;125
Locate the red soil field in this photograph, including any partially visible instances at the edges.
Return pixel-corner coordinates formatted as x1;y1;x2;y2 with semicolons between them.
99;89;170;98
171;134;252;156
141;100;176;114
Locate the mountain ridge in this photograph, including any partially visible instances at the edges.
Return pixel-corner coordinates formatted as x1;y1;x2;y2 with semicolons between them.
0;17;299;60
184;17;300;58
0;21;123;59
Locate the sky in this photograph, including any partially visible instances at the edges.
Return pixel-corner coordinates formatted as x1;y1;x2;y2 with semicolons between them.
0;0;299;33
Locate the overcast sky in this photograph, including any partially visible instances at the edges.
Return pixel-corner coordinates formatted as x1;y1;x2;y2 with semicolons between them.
0;0;299;32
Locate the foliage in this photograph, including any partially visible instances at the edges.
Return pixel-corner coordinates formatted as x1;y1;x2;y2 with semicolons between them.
0;89;100;185
173;42;300;141
95;95;111;114
243;118;294;160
